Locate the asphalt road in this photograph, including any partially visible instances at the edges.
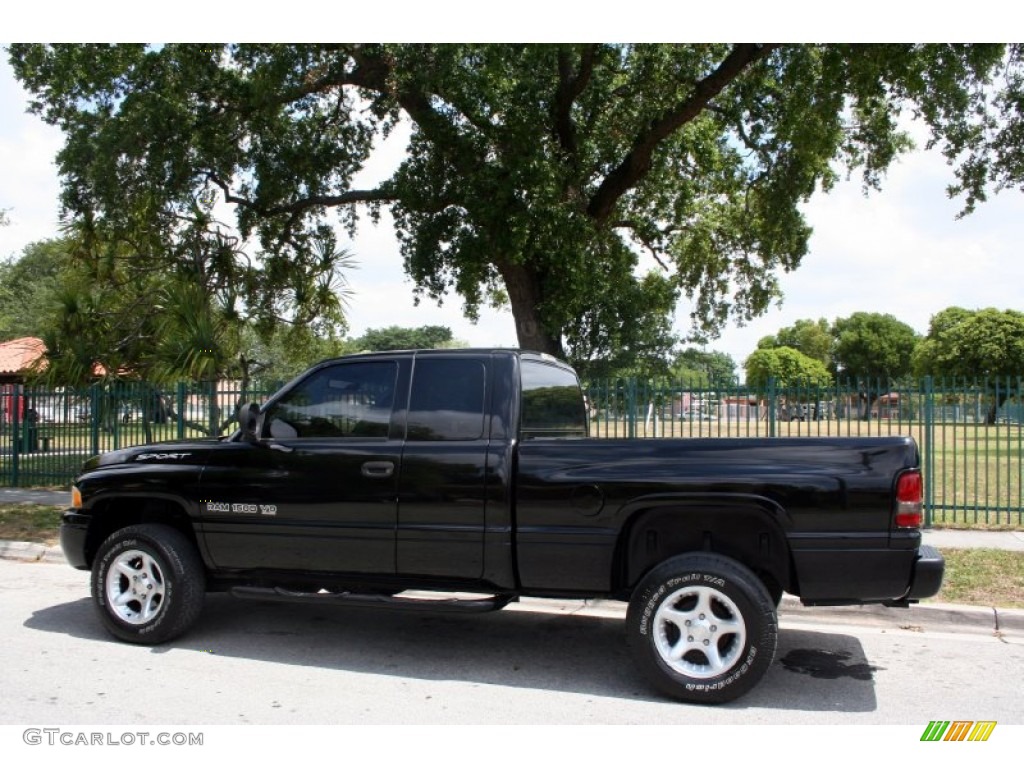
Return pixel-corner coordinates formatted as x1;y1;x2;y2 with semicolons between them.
1;559;1022;726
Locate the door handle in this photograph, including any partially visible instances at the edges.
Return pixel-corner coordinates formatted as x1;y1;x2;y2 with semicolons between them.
361;461;395;478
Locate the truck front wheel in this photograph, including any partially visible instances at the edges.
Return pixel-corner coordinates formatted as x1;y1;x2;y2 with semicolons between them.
626;552;777;704
91;524;205;645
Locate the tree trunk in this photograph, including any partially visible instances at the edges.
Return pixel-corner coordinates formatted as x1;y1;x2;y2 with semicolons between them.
238;353;251;405
860;391;878;421
498;260;564;357
987;391;1011;425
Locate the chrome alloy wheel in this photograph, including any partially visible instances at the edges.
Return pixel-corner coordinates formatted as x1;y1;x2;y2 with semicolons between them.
104;548;167;625
652;585;747;679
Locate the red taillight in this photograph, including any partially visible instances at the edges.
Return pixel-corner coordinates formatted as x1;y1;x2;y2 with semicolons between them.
895;471;923;528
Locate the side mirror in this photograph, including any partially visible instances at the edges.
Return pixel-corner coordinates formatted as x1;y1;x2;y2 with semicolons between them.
237;402;261;443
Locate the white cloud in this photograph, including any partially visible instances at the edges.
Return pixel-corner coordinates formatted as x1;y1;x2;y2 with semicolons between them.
339;210;518;346
0;58;64;260
713;142;1024;368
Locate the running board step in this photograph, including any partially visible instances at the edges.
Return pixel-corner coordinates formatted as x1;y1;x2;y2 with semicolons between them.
229;587;517;613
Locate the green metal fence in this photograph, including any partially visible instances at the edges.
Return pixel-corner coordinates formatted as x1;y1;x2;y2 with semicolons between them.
1;375;1021;527
0;381;277;489
585;376;1023;527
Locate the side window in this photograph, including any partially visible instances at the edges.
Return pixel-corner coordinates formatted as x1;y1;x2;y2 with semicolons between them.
407;358;486;441
521;361;587;439
263;361;398;439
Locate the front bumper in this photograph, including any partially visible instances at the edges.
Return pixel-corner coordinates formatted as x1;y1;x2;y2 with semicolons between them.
906;544;945;600
59;510;91;570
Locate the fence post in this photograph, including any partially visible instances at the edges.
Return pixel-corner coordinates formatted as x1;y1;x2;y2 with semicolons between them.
767;377;777;438
994;377;1001;526
208;380;218;436
622;378;630;438
176;382;186;440
89;384;100;457
923;375;935;528
590;381;601;438
112;382;121;452
1018;376;1023;527
11;384;21;487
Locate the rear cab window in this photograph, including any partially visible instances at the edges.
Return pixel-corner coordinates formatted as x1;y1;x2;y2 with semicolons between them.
406;357;487;441
520;359;588;439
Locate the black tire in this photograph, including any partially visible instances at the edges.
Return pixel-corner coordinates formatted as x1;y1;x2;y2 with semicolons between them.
626;552;777;704
91;523;206;645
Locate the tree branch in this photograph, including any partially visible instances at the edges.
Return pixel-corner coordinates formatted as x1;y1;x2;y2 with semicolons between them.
346;47;490;179
206;172;396;218
553;44;598;158
612;219;676;270
587;44;781;223
233;46;488;201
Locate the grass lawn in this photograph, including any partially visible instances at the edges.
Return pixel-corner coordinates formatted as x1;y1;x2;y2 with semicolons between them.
1;501;1021;609
0;504;63;545
932;548;1024;609
5;453;92;485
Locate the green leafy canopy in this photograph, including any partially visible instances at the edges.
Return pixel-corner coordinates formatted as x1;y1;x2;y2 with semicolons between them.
831;312;920;380
757;318;832;365
744;346;832;390
9;43;1022;364
914;307;1024;379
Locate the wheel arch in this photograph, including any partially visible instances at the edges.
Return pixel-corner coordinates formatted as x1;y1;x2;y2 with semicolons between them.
82;494;200;570
611;494;795;599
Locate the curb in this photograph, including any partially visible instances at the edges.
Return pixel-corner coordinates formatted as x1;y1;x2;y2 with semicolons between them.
0;540;64;564
777;595;1024;636
504;595;1024;636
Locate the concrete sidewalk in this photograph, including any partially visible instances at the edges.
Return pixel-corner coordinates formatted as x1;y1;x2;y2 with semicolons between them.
0;487;69;506
924;528;1024;551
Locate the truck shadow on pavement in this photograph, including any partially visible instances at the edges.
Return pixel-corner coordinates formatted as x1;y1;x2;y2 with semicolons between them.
26;595;878;713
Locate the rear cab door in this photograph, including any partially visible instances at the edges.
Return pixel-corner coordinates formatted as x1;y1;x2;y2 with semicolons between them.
396;353;496;579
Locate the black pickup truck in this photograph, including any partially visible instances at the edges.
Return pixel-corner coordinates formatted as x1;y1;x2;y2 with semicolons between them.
60;349;943;703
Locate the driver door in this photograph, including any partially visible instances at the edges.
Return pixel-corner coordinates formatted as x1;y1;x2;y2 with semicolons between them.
200;358;404;574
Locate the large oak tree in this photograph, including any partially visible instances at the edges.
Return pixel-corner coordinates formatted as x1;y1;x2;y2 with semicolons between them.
914;307;1024;380
831;312;920;380
9;44;1022;359
757;318;832;365
744;346;832;390
914;307;1024;422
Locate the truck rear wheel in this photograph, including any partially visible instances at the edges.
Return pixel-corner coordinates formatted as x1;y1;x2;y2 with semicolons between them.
626;552;777;704
91;523;205;645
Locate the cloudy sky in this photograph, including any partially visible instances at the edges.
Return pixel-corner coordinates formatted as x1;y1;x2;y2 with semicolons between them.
3;40;1023;371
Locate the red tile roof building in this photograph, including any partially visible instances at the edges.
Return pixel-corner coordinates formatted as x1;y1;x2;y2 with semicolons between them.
0;337;46;382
